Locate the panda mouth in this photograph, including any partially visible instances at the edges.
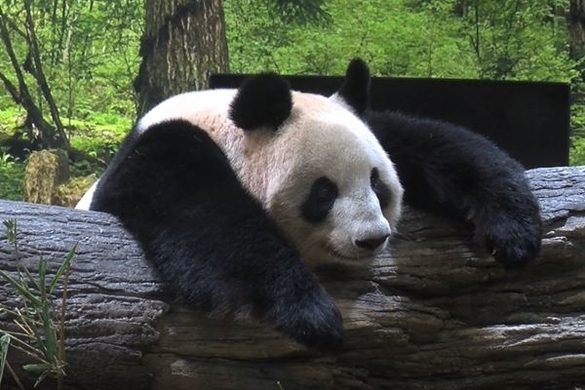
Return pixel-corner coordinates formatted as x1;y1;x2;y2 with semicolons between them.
325;245;369;262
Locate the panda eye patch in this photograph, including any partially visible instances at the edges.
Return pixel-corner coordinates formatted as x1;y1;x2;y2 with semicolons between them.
301;176;338;224
371;168;391;208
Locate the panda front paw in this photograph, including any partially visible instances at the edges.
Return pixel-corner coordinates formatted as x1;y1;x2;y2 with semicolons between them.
476;209;542;268
268;284;344;352
485;226;541;268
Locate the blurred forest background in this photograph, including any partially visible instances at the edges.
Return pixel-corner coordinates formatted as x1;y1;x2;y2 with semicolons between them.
0;0;584;203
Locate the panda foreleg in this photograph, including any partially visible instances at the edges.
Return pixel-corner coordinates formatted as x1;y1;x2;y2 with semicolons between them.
367;111;542;268
90;119;343;351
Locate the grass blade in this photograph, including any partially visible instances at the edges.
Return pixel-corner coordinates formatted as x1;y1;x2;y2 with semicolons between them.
38;255;47;296
0;334;10;387
1;219;75;389
21;263;41;293
2;219;16;244
49;244;76;294
0;269;41;307
39;307;57;362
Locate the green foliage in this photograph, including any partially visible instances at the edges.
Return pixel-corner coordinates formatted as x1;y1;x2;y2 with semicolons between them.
68;119;125;176
456;0;574;81
270;0;331;25
0;219;76;389
66;116;128;161
0;0;141;128
225;0;575;81
0;1;138;198
0;0;583;170
225;0;584;164
570;79;585;139
570;136;585;165
0;107;23;127
0;152;24;201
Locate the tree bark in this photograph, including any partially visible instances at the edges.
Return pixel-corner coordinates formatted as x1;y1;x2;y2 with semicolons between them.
568;0;585;58
0;166;584;390
134;0;229;117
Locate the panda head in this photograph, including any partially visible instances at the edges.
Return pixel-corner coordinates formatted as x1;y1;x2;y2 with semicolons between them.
229;59;404;267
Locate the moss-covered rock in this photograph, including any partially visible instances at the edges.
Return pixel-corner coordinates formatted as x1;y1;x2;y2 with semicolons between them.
23;149;70;205
53;174;97;207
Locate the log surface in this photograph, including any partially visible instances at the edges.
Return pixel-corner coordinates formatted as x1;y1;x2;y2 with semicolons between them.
0;166;584;390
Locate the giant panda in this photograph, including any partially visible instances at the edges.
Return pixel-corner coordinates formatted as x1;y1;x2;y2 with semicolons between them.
76;58;542;351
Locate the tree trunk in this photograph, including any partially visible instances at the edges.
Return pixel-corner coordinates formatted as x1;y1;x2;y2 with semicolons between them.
568;0;585;58
0;166;584;390
134;0;229;117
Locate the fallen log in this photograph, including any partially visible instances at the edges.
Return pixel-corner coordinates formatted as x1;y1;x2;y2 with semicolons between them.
0;165;584;390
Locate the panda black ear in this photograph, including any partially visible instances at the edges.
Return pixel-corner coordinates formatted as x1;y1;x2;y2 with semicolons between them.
229;73;293;131
335;58;371;116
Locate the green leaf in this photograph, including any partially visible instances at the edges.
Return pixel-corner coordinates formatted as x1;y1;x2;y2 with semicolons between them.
38;255;47;295
21;263;42;293
0;269;41;307
22;362;50;373
2;219;16;243
38;306;57;361
49;243;76;294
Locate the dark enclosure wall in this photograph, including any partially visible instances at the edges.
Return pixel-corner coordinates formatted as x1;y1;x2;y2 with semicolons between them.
209;74;570;169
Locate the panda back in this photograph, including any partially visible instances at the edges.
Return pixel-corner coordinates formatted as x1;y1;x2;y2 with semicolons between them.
136;89;237;134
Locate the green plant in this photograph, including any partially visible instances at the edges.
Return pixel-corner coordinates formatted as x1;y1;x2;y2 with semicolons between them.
0;219;76;389
0;334;9;387
570;136;585;165
0;152;24;201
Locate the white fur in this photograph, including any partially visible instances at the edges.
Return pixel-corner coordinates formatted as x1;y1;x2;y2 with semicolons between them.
75;179;99;210
77;87;404;267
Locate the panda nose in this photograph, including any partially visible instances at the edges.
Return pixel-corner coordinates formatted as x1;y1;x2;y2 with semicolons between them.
355;234;390;251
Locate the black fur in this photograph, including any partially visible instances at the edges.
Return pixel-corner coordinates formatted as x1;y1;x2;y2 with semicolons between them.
229;73;293;131
300;176;338;224
365;110;542;268
336;58;370;116
370;167;391;209
90;120;343;351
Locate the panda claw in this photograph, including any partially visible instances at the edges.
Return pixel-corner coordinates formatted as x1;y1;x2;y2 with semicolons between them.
490;239;540;269
479;214;542;269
